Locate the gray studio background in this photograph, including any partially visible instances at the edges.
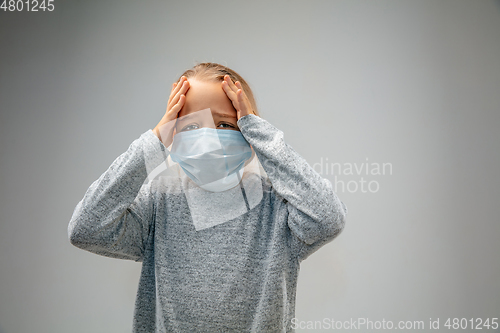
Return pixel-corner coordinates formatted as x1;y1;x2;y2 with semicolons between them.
1;1;499;332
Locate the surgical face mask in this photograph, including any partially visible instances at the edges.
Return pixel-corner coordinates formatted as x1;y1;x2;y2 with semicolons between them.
170;128;253;192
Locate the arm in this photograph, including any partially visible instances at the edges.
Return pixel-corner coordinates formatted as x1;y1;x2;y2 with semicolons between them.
237;114;348;262
69;77;188;261
67;129;168;262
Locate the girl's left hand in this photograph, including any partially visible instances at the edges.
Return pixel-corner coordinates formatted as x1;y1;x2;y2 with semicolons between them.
221;75;255;120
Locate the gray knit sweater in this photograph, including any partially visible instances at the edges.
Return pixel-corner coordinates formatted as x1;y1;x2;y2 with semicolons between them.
68;114;347;332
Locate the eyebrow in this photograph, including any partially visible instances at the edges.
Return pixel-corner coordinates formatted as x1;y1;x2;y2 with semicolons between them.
177;109;237;122
211;110;237;119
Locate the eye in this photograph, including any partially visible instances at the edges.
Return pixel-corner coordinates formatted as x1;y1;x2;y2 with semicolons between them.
217;122;236;130
181;123;199;132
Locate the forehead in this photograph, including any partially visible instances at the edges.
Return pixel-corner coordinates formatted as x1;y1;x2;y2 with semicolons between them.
176;107;235;125
179;79;236;118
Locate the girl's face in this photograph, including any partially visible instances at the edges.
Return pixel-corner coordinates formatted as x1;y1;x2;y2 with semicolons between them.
175;78;239;133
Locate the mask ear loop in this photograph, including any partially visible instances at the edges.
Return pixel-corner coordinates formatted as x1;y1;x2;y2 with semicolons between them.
237;168;250;212
237;144;254;213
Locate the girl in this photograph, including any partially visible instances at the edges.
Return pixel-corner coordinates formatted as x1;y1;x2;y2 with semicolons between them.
68;62;348;332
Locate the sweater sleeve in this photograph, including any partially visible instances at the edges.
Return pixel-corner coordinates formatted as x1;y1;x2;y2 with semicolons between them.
67;129;168;262
237;114;347;262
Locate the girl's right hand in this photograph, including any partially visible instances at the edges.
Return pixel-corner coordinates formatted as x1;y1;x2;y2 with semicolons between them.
153;76;190;147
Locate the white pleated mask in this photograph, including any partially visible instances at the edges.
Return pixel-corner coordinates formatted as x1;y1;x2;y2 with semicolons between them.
170;127;253;192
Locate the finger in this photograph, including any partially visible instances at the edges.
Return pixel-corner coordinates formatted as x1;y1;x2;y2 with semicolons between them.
168;76;186;104
221;80;236;99
222;81;240;111
169;80;190;110
172;76;185;94
235;81;249;102
237;89;250;115
168;94;185;118
168;79;182;104
167;82;178;104
224;75;238;93
222;81;238;102
235;82;253;112
234;80;254;115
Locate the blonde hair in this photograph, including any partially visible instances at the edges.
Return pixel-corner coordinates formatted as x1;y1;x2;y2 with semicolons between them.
177;62;260;117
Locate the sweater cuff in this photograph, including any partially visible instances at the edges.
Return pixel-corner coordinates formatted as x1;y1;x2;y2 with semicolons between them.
141;129;170;178
237;113;259;129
